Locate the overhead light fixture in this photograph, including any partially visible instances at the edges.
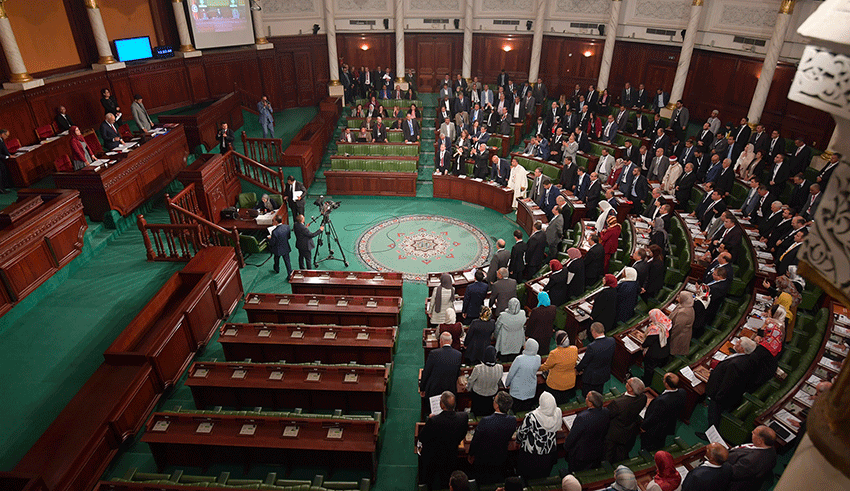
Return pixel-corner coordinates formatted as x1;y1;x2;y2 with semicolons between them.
583;50;593;57
503;45;512;52
361;44;369;51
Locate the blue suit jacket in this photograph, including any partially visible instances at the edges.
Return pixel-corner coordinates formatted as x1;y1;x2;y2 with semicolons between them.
468;412;517;466
682;463;732;491
257;102;274;124
268;224;291;255
575;336;615;385
563;406;610;465
541;186;560;215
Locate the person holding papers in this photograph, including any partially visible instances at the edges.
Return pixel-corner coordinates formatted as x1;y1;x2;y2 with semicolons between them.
681;443;732;491
69;126;95;171
284;175;307;220
418;391;469;491
100;113;123;151
726;426;778;491
254;194;280;213
562;390;609;472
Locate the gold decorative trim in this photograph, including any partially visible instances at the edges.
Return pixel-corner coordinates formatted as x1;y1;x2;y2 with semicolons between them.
172;0;184;3
664;102;677;110
84;0;99;9
395;77;406;83
179;44;196;52
255;37;269;45
9;72;33;83
692;0;703;5
97;55;116;64
779;0;795;15
0;0;7;19
329;80;342;86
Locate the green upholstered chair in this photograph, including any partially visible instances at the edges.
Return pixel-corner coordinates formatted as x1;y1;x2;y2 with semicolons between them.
237;192;257;209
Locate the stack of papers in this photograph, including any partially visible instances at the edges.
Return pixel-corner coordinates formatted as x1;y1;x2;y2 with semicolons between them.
622;336;642;354
562;413;577;430
680;366;701;386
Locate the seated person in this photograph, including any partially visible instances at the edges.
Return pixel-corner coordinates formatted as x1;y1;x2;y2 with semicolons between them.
255;193;280;212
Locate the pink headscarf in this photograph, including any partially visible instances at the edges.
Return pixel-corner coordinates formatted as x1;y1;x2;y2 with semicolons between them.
567;248;582;260
647;308;672;348
604;274;618;288
549;259;563;271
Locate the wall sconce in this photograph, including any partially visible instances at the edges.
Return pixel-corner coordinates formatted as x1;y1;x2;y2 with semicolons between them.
583;50;593;57
503;45;512;52
361;44;370;51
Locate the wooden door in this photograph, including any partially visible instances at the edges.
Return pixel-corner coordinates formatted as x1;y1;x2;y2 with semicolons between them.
644;63;676;92
417;40;454;93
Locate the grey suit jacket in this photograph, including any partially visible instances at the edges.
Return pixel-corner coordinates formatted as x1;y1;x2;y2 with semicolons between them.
487;248;510;283
545;214;564;246
488;278;518;317
131;101;153;132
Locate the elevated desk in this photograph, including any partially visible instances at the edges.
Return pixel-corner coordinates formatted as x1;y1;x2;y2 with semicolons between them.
0;189;87;317
53;125;190;221
425;266;488;298
185;362;390;416
516;197;548;236
243;293;402;327
143;413;379;478
324;170;418;197
289;270;403;297
432;174;513;215
157;92;244;151
218;323;397;365
8;132;72;187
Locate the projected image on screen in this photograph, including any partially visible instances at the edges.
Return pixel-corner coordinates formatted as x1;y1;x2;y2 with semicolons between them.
188;0;255;50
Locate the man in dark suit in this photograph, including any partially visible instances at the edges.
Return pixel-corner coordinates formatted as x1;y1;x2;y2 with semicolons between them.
749;124;768;155
699;190;726;231
584;234;604;287
585;172;602;217
641;373;686;451
545;205;565;263
55;106;74;132
787;172;810;211
604;377;648;463
563;391;610;472
420;332;462;398
268;215;292;277
541;179;560;219
419;392;470;491
488;268;517;318
472;144;490;179
217;121;234;154
576;322;615;396
758;201;784;240
620;83;635;107
652;89;669;113
651;128;670;157
372;117;387;142
284;175;307;220
635;83;648;108
767;154;791;195
789;137;812;175
801;183;822;221
681;443;732;491
776;229;806;276
634;112;651;137
293;214;323;270
100;113;123;151
704;330;759;424
622;140;640;163
702;252;734;287
695;123;714;153
436;143;451;174
615;159;636;194
468;392;517;484
585;85;599;112
402;113;420;142
766;129;783;160
559;156;578;192
714;158;736;196
529;167;546;205
816;152;841;187
525;221;547;278
765;208;794;251
487;239;510;283
732;117;751;149
489;155;509;186
628;166;649;214
601;114;618;143
727;426;778;491
508;230;527;281
675;162;697;208
575;167;590;201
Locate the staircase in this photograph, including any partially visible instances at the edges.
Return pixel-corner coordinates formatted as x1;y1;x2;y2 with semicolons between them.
418;93;438;183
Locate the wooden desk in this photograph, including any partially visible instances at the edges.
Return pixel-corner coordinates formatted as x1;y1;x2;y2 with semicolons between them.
218;323;397;365
8;133;72;187
324;170;418;196
432;174;513;215
185;361;390;416
158;92;244;151
53;125;190;221
0;189;87;317
289;270;403;297
283;112;336;188
516;198;547;236
216;207;287;233
243;293;402;327
143;413;379;478
426;266;487;297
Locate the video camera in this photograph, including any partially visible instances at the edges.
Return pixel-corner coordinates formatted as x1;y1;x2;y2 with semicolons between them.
313;195;341;217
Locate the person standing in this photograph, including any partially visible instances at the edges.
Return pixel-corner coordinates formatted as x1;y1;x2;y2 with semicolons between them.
217;122;234;154
100;88;121;123
516;392;562;480
563;391;609;473
0;129;12;192
576;322;615;396
508;230;527;282
69;126;95;171
258;95;274;138
268;215;292;277
468;392;517;484
100;113;123;151
539;330;578;404
284;175;307;220
418;391;469;491
641;373;686;451
465;345;502;417
420;332;462;398
293;214;323;270
604;377;648;463
131;94;154;133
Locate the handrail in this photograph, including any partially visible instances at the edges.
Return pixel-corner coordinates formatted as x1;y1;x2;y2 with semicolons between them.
240;131;284;168
225;148;286;195
168;182;202;217
165;199;245;267
233;83;263;115
137;214;203;262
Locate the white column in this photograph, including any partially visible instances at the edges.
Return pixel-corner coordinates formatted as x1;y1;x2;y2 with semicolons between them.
462;0;473;80
85;0;125;70
394;0;405;85
527;0;547;83
250;0;272;49
668;0;703;107
324;0;344;99
747;1;795;124
596;0;622;90
0;4;43;90
171;0;200;56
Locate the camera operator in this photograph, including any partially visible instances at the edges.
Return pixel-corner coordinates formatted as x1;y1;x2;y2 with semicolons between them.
257;96;274;138
285;175;307;221
294;214;324;269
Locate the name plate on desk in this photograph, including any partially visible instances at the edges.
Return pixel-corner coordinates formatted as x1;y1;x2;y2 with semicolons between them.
357;332;370;340
258;329;271;337
291;273;304;280
327;427;344;439
232;369;247;379
269;371;284;381
290;330;304;338
223;329;238;336
196;422;214;434
248;296;260;304
240;424;257;436
344;373;359;383
193;368;209;378
306;372;322;382
307;299;320;307
337;300;349;307
323;331;337;340
366;300;378;308
278;298;290;305
152;420;170;432
283;425;300;437
347;274;358;280
374;275;384;281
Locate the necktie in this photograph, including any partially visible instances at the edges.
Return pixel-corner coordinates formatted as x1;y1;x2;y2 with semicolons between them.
409;121;413;133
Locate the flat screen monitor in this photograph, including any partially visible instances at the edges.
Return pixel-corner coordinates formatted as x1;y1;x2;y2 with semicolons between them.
114;36;153;63
187;0;255;50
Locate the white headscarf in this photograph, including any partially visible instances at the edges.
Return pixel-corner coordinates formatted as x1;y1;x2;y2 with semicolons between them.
596;200;614;231
531;391;563;433
623;266;638;282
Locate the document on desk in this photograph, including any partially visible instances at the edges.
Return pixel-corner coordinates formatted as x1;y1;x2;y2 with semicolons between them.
562;413;577;430
680;366;700;386
622;336;642;354
429;395;443;415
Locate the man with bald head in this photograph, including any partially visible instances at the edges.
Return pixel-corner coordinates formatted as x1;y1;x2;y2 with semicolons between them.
704;337;758;428
487;239;509;283
681;442;732;491
727;425;777;491
420;332;462;398
641;373;686;451
419;391;469;490
488;267;517;318
100;113;123;151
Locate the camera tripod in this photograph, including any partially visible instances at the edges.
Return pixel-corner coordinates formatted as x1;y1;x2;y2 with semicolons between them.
312;213;348;267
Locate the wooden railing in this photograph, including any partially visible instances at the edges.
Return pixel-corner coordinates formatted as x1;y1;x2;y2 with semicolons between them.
137;215;204;262
163;199;245;267
234;83;263;115
241;131;284;168
168;182;203;217
225;149;286;195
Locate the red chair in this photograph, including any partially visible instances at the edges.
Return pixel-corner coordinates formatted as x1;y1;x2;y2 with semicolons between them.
54;154;73;172
82;131;103;155
6;138;21;153
35;124;55;140
118;124;133;139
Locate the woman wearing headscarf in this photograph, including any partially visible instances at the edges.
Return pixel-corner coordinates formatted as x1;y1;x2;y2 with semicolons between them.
617;267;640;324
526;291;557;355
428;273;455;325
596;200;615;231
69;126;95;170
644;451;681;491
641;309;672;386
591;274;619;333
516;391;562;479
566;248;586;300
602;465;637;491
561;475;582;491
463;306;495;365
668;292;695;356
650;216;668;251
505;338;542;412
600;215;621;272
642;244;666;302
465;345;503;417
494;297;526;362
744;150;767;181
692;284;710;339
544;259;570;306
438;308;463;350
752;304;786;388
734;143;756;179
539;330;578;404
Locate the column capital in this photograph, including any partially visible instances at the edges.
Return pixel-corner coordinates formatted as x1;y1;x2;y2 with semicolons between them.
779;0;795;15
84;0;99;9
0;1;7;19
171;0;184;3
691;0;703;6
